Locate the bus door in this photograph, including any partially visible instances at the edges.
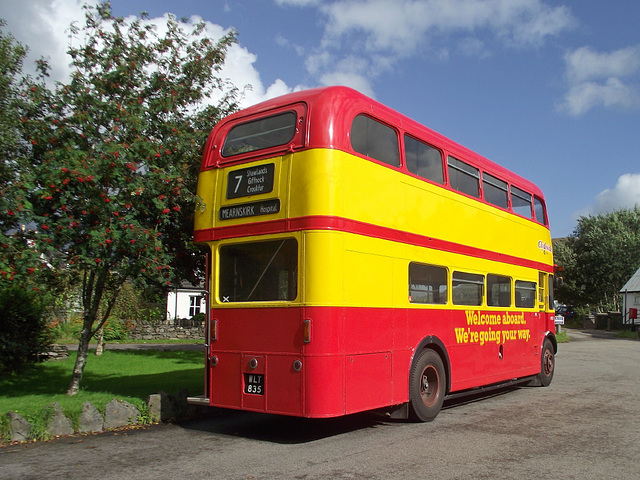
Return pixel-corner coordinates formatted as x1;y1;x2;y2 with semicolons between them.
538;272;547;312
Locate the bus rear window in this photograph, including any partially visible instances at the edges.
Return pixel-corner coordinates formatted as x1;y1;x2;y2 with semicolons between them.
219;239;298;302
222;111;297;157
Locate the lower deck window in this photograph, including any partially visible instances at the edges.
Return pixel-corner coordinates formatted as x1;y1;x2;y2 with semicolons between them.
409;263;447;304
487;274;511;307
452;272;484;306
219;239;298;302
515;280;536;308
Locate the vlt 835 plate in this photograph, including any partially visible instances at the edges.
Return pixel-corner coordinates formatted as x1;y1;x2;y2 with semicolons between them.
244;373;264;395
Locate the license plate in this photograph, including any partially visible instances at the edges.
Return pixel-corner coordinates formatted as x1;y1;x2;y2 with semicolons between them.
244;373;264;395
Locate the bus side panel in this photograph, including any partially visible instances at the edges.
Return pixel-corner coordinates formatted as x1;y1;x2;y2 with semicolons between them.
303;355;345;417
404;308;544;393
444;310;543;392
345;352;392;414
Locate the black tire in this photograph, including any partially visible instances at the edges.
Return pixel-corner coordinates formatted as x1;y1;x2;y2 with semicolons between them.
409;349;446;422
538;338;555;387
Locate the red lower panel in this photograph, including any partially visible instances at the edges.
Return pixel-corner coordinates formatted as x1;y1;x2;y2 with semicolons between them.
345;352;392;414
206;305;550;417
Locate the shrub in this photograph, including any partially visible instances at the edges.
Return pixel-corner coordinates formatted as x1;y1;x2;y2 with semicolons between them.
102;319;134;341
47;316;82;342
0;286;51;374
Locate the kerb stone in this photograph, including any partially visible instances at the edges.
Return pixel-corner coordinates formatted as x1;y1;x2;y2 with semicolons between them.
104;399;140;430
46;402;73;437
79;401;104;433
7;411;31;442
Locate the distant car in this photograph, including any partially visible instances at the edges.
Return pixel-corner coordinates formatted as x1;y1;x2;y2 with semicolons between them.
555;305;576;319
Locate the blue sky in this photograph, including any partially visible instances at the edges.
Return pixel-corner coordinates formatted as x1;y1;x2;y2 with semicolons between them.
2;0;639;238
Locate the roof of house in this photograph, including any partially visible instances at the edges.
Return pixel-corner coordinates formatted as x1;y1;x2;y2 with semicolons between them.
620;267;640;293
172;280;205;292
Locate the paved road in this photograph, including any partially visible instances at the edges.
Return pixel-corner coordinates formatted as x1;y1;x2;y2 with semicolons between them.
2;331;639;480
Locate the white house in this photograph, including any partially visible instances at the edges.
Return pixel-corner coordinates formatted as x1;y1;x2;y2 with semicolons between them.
620;267;640;326
166;281;206;321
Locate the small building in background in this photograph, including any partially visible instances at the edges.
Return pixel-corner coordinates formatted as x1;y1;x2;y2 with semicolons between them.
620;267;640;327
166;281;206;321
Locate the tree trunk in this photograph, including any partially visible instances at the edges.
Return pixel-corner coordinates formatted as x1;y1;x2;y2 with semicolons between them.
66;317;94;395
67;266;122;395
95;326;105;356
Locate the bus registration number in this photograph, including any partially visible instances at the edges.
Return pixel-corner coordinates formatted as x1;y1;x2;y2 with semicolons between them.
244;373;264;395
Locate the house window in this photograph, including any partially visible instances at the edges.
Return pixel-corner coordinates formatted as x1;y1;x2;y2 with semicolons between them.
189;296;202;317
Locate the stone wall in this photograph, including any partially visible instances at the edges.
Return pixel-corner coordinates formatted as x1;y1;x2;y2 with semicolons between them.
129;319;205;341
5;390;204;444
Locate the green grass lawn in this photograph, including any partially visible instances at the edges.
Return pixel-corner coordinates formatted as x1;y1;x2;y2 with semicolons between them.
1;349;205;439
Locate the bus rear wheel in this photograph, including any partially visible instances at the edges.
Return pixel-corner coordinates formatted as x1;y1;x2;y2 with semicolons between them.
409;349;446;422
538;338;555;387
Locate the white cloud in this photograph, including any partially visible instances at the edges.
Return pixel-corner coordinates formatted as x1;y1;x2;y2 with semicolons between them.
561;78;640;117
305;52;375;96
275;0;320;5
559;45;640;116
281;0;575;92
318;0;574;55
564;45;640;83
576;173;640;217
0;0;89;81
0;0;292;108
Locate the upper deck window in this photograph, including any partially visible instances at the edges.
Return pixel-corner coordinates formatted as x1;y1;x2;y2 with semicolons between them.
222;111;297;157
405;135;444;184
350;115;400;167
511;186;532;219
534;196;547;225
483;173;509;209
448;157;480;198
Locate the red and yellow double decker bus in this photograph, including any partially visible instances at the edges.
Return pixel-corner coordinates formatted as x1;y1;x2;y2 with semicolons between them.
188;86;556;421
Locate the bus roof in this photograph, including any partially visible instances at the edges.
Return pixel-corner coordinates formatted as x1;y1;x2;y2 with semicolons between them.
207;86;544;199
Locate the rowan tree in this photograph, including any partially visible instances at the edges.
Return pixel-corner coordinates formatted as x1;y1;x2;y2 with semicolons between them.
0;23;42;285
14;3;239;394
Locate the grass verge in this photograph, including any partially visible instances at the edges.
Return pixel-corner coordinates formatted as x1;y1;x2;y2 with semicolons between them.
1;349;205;442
